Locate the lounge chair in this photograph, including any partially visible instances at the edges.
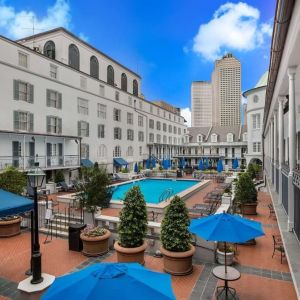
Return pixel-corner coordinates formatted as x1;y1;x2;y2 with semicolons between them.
57;181;76;192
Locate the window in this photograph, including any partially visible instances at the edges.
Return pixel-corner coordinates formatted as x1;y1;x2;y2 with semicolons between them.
138;131;144;142
13;80;34;103
156;134;161;143
80;76;87;89
253;95;259;103
227;133;233;143
107;65;114;85
115;91;120;101
68;44;80;70
121;73;127;92
163;136;167;143
113;146;121;157
149;119;154;129
98;124;105;138
50;64;58;79
139;146;142;155
113;108;121;121
150;105;153;113
18;52;28;68
78;98;88;115
14;111;33;132
127;112;133;125
197;135;203;143
169;136;172;144
178;128;181;135
169;113;171;120
97;104;106;119
173;137;177;144
211;134;218;143
168;125;172;133
127;146;133;156
157;108;160;116
139;101;143;110
149;133;154;142
81;144;89;159
44;41;55;59
90;56;99;79
173;126;177;134
138;115;143;127
252;114;261;129
156;121;161;130
99;85;105;97
128;96;132;106
133;79;138;96
163;111;166;118
114;127;122;140
163;123;167;132
98;144;107;158
46;89;62;109
47;116;62;134
127;129;134;141
253;142;261;153
78;121;89;137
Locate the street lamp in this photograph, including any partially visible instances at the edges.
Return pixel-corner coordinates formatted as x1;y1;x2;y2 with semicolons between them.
27;162;45;284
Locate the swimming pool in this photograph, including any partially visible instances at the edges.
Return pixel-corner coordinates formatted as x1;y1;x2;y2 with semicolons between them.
111;179;199;204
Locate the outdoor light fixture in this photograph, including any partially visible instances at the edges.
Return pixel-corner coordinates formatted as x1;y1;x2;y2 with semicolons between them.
27;162;45;284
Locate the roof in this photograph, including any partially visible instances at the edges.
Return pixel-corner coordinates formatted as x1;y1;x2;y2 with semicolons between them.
255;71;269;88
0;189;33;217
16;27;141;79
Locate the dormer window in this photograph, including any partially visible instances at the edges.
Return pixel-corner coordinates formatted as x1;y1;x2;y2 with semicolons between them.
253;95;259;103
197;134;203;143
211;133;218;143
227;133;233;143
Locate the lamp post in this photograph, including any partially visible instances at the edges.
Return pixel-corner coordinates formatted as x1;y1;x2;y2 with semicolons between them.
27;162;45;284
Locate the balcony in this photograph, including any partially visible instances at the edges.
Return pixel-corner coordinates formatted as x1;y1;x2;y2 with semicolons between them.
0;155;80;171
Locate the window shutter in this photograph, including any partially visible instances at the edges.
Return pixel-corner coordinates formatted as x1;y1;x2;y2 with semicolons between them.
58;118;62;134
86;144;90;159
28;113;34;132
46;116;51;133
13;80;19;100
78;121;81;136
46;90;51;106
13;111;19;130
119;128;122;140
86;122;89;137
28;84;34;103
58;93;62;109
98;124;100;138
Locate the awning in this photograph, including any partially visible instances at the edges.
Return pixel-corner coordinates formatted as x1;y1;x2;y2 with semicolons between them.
113;158;128;166
0;189;34;217
81;159;94;168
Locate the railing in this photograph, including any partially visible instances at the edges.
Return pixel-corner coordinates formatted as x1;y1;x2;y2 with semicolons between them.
281;164;290;176
159;188;174;203
0;155;80;171
293;169;300;189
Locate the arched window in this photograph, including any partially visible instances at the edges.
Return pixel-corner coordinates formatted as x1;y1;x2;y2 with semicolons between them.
68;44;80;70
127;146;133;156
98;144;107;157
107;65;114;86
90;56;99;79
133;79;138;96
121;73;127;92
44;41;55;59
211;133;218;143
113;145;121;157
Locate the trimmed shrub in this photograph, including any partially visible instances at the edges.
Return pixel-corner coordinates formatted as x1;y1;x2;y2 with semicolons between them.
0;167;26;195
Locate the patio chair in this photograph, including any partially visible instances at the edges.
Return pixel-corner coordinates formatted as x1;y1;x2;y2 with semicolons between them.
58;181;76;192
268;204;276;218
272;235;285;263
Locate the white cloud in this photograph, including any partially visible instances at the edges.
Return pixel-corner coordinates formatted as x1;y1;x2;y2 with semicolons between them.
192;2;273;61
0;0;71;39
181;107;191;127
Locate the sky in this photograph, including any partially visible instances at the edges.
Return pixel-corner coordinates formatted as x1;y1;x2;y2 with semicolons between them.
0;0;276;126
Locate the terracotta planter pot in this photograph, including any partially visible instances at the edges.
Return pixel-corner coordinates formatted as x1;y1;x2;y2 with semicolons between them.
160;244;195;276
0;217;22;238
242;202;258;215
80;230;111;257
216;249;234;265
114;240;147;265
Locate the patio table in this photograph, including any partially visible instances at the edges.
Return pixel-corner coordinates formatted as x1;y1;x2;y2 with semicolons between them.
212;265;241;299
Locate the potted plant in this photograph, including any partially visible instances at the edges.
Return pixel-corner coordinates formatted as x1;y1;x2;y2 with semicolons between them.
160;196;195;275
0;215;22;238
222;187;232;205
80;225;111;256
216;242;235;265
54;170;65;184
114;186;148;264
234;172;258;215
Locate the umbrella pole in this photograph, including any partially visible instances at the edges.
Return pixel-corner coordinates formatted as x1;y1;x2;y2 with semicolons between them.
224;242;227;274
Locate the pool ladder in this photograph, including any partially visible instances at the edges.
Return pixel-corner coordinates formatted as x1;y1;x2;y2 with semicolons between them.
159;188;174;203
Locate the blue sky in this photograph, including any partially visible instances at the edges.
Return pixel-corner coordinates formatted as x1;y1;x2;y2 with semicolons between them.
0;0;276;124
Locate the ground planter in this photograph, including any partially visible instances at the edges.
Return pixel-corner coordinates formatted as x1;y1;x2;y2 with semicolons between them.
242;202;258;215
114;240;147;265
0;217;22;238
80;230;111;257
216;249;234;265
160;244;195;276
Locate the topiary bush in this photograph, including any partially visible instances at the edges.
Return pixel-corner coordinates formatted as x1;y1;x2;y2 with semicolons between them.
54;170;65;183
0;167;26;195
234;172;257;205
118;186;148;248
161;196;191;252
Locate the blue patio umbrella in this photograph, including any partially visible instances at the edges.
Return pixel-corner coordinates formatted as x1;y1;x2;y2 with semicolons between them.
232;158;239;169
217;160;223;173
198;160;204;171
204;158;209;169
134;162;138;173
180;158;186;169
152;159;156;168
162;159;168;170
42;263;176;300
190;212;264;273
146;159;150;169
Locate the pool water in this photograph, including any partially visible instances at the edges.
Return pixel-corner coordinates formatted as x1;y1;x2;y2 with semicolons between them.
111;179;199;204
